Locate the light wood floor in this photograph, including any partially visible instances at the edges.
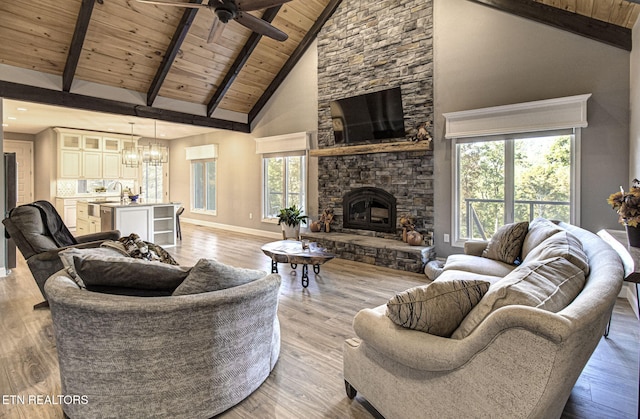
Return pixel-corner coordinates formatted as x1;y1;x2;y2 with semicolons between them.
0;222;638;418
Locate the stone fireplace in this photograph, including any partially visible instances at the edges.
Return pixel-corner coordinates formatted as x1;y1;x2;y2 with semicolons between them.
304;0;435;272
343;187;396;233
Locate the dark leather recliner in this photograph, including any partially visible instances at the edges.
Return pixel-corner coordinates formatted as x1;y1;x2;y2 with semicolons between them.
2;200;120;308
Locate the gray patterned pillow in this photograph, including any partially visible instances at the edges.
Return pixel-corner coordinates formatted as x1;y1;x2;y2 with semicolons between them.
172;258;267;295
386;279;490;337
482;221;529;264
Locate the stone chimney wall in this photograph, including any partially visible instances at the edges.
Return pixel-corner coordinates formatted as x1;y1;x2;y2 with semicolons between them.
316;0;434;238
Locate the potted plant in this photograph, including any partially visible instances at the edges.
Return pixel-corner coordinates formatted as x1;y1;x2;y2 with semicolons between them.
277;205;308;240
607;178;640;246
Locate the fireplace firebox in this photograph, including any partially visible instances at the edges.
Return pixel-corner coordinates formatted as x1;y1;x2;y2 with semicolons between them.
343;187;397;233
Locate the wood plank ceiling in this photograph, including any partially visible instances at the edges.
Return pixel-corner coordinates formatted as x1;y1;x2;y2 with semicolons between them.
0;0;638;133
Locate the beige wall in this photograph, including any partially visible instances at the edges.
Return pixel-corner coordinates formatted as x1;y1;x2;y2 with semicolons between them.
631;18;640;179
34;128;57;201
170;41;320;235
433;0;631;257
169;130;270;231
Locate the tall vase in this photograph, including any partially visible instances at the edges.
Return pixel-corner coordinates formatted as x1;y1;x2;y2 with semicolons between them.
625;224;640;248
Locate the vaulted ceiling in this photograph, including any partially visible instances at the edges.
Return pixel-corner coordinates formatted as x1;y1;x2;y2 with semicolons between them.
0;0;638;136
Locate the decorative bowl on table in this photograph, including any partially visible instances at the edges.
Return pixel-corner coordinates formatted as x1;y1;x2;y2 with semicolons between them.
128;194;139;203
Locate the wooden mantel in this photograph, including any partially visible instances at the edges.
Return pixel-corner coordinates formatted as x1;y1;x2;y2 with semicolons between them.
309;141;431;157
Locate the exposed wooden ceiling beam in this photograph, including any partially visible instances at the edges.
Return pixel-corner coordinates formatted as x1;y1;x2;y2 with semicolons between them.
0;81;250;133
63;0;96;92
206;6;282;117
147;0;204;107
468;0;632;51
248;0;343;125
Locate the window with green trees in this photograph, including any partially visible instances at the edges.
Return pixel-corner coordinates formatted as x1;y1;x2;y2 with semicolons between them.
263;155;305;220
455;134;573;243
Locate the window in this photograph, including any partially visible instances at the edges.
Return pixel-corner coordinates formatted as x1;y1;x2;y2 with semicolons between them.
191;159;216;214
263;155;306;220
454;133;575;244
142;163;164;203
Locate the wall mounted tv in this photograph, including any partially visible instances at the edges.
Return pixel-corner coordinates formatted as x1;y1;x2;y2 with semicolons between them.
330;86;406;144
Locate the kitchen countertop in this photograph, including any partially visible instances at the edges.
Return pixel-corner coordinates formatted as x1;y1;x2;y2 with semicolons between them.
97;202;180;208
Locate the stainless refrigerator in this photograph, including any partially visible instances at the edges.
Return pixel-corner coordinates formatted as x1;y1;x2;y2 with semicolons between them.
5;152;17;270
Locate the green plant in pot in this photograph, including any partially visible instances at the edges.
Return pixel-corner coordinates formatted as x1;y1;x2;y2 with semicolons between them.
608;178;640;247
277;205;308;240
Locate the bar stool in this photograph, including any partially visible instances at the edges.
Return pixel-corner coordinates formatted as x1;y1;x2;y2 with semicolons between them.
176;207;184;240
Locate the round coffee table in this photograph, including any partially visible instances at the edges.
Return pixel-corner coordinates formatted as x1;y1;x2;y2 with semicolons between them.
261;240;335;287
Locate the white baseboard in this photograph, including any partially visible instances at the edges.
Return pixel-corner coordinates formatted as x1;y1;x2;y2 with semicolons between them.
180;217;282;240
0;267;8;278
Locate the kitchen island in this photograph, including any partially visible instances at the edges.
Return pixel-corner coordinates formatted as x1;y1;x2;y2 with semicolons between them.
76;201;181;248
99;202;181;247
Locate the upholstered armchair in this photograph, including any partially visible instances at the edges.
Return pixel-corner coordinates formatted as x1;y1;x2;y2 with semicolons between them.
45;265;282;418
2;201;120;308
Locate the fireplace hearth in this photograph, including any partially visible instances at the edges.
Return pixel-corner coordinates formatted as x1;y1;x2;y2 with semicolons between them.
343;187;397;233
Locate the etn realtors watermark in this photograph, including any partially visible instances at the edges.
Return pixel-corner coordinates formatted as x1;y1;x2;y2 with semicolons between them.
2;394;88;405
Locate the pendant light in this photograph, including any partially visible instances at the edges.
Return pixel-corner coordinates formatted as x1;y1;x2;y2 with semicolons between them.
121;122;141;168
142;120;169;166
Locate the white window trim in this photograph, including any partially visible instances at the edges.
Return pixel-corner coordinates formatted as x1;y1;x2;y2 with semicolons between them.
445;95;589;248
261;154;307;223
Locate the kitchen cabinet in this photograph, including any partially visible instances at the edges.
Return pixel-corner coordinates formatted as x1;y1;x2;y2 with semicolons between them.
56;198;78;230
114;206;153;242
88;216;101;234
103;153;121;179
59;150;82;179
54;128;140;180
83;151;103;179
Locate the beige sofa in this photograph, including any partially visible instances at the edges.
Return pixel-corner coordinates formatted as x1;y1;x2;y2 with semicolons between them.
343;219;624;418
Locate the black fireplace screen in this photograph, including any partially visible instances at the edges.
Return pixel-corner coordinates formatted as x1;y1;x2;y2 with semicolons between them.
343;187;397;233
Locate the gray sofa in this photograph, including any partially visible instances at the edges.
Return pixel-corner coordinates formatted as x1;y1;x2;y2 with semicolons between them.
45;254;281;419
343;219;624;418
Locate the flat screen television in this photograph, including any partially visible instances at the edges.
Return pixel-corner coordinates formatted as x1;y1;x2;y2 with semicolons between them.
330;87;406;144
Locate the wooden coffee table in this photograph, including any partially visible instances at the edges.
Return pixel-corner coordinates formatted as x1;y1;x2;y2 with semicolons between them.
261;240;335;287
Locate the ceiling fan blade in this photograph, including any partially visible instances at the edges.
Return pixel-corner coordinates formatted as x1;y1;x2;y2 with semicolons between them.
235;12;288;41
135;0;212;9
236;0;291;12
207;16;226;43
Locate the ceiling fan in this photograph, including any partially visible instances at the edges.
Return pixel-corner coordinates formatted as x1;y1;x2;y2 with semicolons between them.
136;0;291;44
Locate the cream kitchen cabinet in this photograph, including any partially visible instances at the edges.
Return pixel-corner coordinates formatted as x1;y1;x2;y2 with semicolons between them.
103;153;122;179
55;128;140;180
55;198;78;230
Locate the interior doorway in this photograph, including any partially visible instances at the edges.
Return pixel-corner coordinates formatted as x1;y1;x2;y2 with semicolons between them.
4;140;34;206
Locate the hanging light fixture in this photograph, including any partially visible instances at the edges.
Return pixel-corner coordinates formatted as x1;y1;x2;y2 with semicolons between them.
122;122;141;168
142;120;169;166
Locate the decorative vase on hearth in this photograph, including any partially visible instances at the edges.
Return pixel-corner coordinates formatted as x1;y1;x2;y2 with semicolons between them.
406;231;424;246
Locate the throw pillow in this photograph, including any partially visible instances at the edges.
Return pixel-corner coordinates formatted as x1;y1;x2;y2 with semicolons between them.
520;218;563;260
172;258;267;296
482;221;529;264
522;230;590;275
451;256;586;339
386;279;490;337
72;255;191;291
58;247;129;289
